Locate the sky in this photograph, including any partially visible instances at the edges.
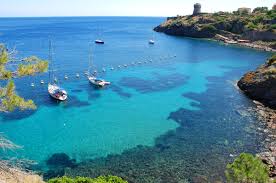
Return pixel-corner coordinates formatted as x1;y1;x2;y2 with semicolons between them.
0;0;275;17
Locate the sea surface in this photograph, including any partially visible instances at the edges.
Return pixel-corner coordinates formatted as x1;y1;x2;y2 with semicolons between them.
0;17;272;182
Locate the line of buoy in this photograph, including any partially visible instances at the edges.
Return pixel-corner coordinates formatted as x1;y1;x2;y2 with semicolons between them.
30;54;177;87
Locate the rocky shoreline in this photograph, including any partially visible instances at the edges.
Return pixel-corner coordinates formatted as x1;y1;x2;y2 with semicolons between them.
213;37;276;52
248;101;276;178
236;54;276;178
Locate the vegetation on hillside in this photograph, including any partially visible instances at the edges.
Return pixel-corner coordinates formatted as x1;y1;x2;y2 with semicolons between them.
160;8;276;33
225;153;270;183
0;44;48;112
48;176;128;183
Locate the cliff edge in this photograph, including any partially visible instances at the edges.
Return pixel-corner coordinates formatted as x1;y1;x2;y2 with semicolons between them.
238;54;276;109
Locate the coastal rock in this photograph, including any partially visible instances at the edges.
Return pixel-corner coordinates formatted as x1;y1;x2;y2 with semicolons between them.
154;9;276;50
46;153;76;168
237;55;276;109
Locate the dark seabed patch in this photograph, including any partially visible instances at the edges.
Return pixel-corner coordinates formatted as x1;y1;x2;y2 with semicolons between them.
63;95;90;109
119;73;189;94
1;109;36;122
71;89;83;93
43;69;266;183
110;85;132;98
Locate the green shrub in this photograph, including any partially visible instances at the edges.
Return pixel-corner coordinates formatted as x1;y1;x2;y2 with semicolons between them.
48;176;128;183
267;54;276;66
225;153;269;183
201;24;217;32
253;7;268;13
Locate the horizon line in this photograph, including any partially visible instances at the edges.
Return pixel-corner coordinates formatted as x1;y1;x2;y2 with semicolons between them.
0;15;170;19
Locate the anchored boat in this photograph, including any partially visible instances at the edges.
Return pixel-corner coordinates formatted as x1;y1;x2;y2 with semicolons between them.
47;40;68;101
95;39;104;44
87;44;111;87
149;39;155;44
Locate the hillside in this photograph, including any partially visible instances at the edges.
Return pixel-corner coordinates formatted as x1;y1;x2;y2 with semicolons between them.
154;8;276;50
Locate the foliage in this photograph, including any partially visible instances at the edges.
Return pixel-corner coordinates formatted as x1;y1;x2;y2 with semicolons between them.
267;54;276;66
0;81;36;112
225;153;269;183
253;7;268;13
48;176;128;183
162;9;276;34
201;24;217;32
0;44;48;112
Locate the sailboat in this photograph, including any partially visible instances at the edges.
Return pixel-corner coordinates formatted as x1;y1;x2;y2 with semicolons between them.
95;29;104;44
149;34;155;44
47;40;68;101
87;44;110;87
95;39;104;44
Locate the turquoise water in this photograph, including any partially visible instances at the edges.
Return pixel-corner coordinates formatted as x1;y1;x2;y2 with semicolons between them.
0;17;271;181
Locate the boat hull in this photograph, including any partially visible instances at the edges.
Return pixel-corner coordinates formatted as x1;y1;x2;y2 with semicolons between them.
48;84;68;101
88;76;110;87
95;40;104;44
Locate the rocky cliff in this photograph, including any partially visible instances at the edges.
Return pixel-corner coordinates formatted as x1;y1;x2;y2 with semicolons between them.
238;55;276;109
154;10;276;49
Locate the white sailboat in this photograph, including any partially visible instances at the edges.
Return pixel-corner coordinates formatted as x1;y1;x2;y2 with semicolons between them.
95;29;104;44
149;34;155;44
47;40;68;101
87;45;110;87
149;39;155;44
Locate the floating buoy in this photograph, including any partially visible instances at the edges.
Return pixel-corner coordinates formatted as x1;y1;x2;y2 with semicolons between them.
84;71;88;76
65;75;68;80
118;65;121;68
31;83;35;87
102;68;106;72
40;80;44;84
110;67;114;70
54;77;58;83
124;64;127;67
76;73;80;78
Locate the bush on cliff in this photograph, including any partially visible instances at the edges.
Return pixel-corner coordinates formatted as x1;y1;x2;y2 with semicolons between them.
225;153;269;183
267;54;276;66
48;176;128;183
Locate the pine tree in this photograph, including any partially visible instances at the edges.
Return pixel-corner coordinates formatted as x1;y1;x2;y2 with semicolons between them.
0;44;48;112
225;153;270;183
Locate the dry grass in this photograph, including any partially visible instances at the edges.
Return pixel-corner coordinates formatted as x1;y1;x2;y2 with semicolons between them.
0;161;44;183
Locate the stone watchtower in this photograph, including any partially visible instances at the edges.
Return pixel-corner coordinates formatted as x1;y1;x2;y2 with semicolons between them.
193;3;201;15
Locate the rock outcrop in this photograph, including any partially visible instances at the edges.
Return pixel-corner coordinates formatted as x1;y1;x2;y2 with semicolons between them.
238;55;276;109
154;9;276;50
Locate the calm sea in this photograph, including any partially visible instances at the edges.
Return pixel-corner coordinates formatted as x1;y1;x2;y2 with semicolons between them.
0;17;271;182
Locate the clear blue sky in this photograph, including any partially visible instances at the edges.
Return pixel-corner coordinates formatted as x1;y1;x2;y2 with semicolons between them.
0;0;275;17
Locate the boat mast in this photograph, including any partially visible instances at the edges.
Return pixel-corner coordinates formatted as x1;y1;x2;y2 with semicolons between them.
48;39;52;84
88;43;93;76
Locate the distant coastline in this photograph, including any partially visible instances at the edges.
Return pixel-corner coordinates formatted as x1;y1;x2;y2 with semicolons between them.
154;5;276;52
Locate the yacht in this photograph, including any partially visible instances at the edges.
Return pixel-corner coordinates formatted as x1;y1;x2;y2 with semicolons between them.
47;40;68;101
87;44;111;87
